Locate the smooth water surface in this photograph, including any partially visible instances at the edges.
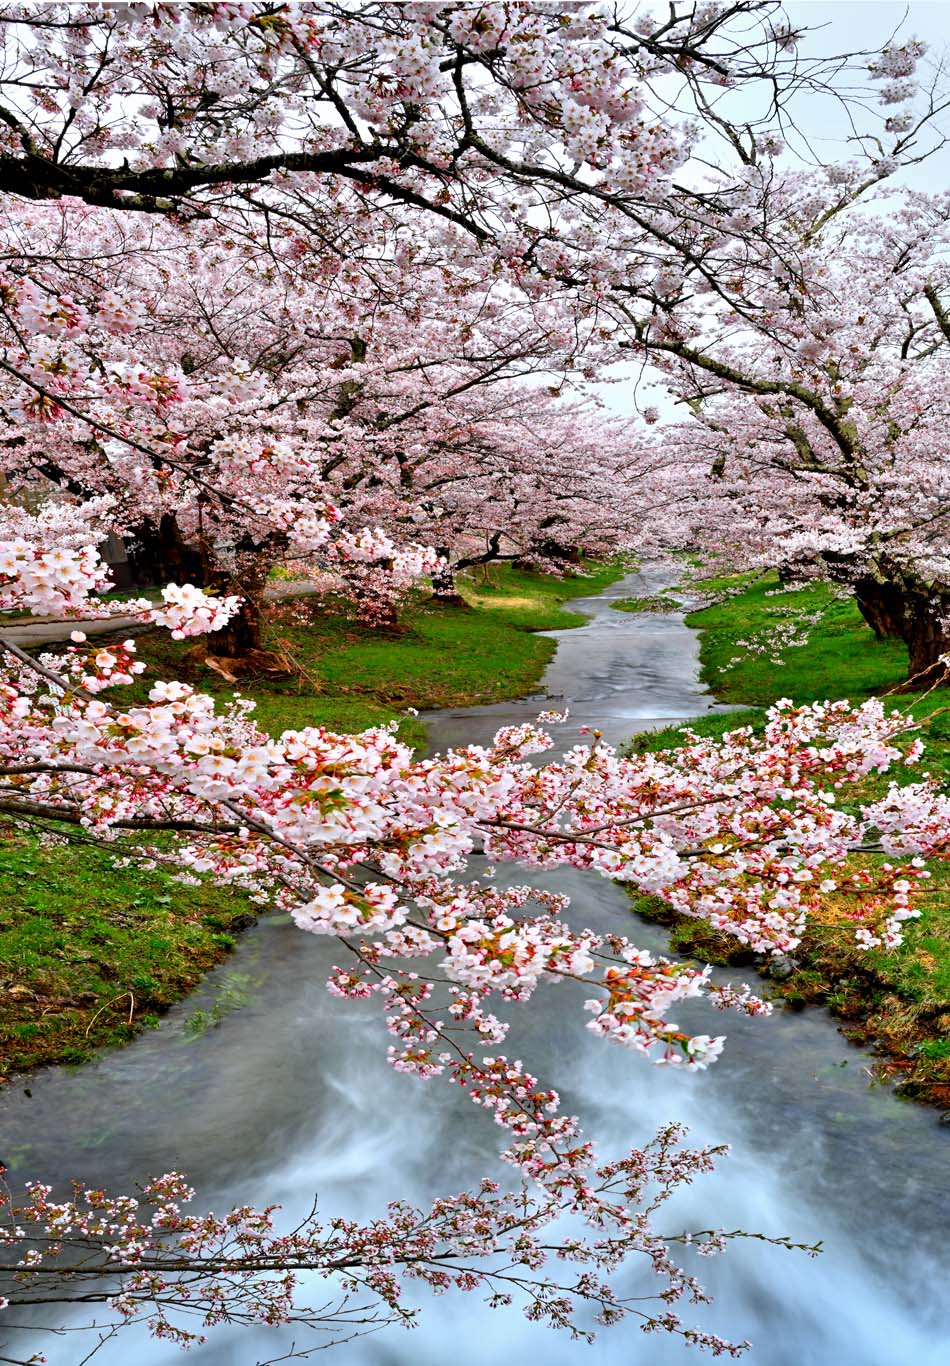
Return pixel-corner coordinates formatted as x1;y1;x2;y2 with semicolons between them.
2;569;948;1365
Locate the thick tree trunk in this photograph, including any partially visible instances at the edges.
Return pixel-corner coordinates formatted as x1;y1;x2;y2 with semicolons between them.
200;559;274;661
854;575;907;641
431;558;455;597
351;582;398;628
902;601;950;686
539;540;583;565
190;555;295;675
125;516;287;672
514;540;584;572
204;585;266;657
854;575;950;686
125;514;206;588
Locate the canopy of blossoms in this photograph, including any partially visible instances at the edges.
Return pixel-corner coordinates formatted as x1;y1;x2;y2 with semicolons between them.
0;3;945;1358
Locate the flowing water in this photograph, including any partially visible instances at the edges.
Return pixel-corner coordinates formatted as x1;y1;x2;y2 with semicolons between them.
3;569;948;1366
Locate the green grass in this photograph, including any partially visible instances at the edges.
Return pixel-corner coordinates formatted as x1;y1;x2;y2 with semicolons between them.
0;831;255;1075
624;568;950;1107
127;560;626;744
1;559;625;1079
629;570;950;772
684;571;909;707
610;594;678;614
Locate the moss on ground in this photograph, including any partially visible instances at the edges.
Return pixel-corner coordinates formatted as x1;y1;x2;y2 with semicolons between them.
1;560;624;1079
625;569;950;1108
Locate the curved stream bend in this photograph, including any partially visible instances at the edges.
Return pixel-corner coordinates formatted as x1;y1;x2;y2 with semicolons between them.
2;568;948;1366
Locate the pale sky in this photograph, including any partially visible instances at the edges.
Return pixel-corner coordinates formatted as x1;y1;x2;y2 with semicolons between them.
597;0;950;421
786;0;950;188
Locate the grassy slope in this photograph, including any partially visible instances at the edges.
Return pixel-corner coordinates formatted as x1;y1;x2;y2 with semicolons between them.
120;561;624;743
683;572;908;708
626;571;950;1104
0;561;624;1079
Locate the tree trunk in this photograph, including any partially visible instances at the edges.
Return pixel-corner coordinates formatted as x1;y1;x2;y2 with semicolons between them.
513;540;584;573
125;514;205;588
902;599;950;687
854;575;950;687
202;557;267;651
125;517;289;673
430;554;469;607
539;539;583;566
197;561;294;675
854;575;907;640
204;585;266;656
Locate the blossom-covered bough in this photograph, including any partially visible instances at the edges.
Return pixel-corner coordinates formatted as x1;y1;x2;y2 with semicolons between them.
1;2;949;1359
0;173;648;647
602;31;950;681
0;1136;830;1363
0;1;865;223
0;542;945;1357
614;180;950;683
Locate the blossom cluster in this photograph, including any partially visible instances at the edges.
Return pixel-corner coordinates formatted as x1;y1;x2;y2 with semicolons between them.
147;584;244;640
0;501;113;614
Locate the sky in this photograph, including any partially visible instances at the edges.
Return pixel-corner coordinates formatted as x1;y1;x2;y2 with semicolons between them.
786;0;950;187
596;0;950;422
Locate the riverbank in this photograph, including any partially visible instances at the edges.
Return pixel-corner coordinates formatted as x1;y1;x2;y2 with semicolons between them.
0;561;625;1080
626;570;950;1108
0;833;257;1079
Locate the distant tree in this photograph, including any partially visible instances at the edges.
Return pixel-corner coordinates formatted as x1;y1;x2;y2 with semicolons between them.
622;184;950;682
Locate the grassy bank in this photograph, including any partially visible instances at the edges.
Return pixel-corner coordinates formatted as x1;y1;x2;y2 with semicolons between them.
0;832;256;1078
626;570;950;1108
125;561;625;744
610;593;678;614
1;560;624;1080
683;571;909;707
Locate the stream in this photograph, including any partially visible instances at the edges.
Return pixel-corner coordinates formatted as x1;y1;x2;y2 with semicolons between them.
2;567;948;1365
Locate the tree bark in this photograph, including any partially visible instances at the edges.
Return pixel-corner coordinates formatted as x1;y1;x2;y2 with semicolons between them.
513;539;584;572
853;575;907;641
902;598;950;687
539;539;583;566
430;553;469;607
118;516;288;670
853;575;950;686
125;514;206;588
204;589;266;657
202;562;269;659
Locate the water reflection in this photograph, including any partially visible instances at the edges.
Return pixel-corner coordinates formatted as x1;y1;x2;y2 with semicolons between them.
2;570;948;1365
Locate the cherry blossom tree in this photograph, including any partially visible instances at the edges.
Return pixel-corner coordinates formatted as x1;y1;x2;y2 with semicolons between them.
619;183;950;682
0;5;942;662
3;5;950;1359
0;193;646;645
0;200;449;655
